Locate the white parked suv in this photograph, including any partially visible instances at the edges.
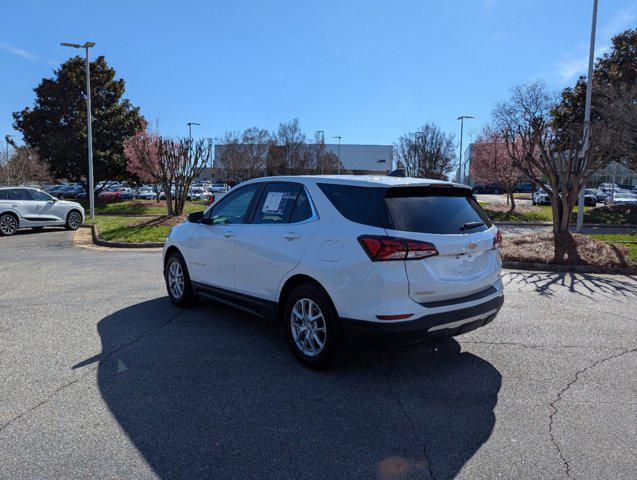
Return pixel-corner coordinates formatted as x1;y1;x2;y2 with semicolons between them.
0;187;85;236
163;175;504;368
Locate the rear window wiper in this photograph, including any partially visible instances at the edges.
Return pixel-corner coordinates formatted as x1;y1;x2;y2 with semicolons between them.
459;221;485;232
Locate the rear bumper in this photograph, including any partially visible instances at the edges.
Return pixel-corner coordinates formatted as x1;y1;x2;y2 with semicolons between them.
340;294;504;346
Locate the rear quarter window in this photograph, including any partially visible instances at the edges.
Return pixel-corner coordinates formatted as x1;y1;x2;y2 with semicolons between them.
318;184;383;227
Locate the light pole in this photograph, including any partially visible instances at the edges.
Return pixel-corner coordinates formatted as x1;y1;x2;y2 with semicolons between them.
456;116;474;184
576;0;598;232
315;131;325;173
4;135;13;161
61;41;96;219
332;136;342;174
187;122;201;144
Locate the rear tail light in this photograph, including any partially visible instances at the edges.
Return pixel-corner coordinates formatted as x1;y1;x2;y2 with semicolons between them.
493;230;502;249
358;235;438;262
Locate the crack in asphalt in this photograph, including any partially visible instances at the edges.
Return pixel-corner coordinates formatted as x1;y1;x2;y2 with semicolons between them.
382;349;437;480
459;340;626;351
547;347;636;479
0;309;183;435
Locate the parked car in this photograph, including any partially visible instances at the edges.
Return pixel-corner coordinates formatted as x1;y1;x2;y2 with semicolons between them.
0;187;84;236
163;175;504;368
532;188;551;205
472;184;502;194
58;185;85;199
598;183;619;193
187;187;205;201
581;189;599;206
605;191;637;206
98;187;128;200
118;188;137;200
209;183;229;193
514;182;533;193
137;188;158;200
587;188;609;203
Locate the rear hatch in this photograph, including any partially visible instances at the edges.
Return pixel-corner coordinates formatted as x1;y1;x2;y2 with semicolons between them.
377;185;501;305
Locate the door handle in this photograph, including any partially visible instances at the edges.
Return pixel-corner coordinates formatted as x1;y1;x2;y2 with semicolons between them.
283;232;301;240
222;231;235;238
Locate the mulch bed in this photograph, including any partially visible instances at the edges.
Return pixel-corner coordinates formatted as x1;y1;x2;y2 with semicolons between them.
501;232;635;268
130;215;187;228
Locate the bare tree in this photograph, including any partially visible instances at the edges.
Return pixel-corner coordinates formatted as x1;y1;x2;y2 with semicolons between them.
0;146;51;186
214;132;246;184
159;137;212;215
394;122;456;179
125;132;211;215
272;119;307;174
241;127;271;178
493;81;618;259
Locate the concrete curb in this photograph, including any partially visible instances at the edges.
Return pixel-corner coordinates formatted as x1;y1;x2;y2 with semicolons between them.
82;224;164;249
502;260;637;275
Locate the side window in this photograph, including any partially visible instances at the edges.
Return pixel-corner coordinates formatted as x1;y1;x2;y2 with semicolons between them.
0;190;8;200
317;183;383;227
253;183;302;224
29;190;53;201
208;184;260;225
7;189;31;201
290;188;313;223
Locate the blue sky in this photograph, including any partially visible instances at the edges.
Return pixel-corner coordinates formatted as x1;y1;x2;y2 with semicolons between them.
1;0;636;150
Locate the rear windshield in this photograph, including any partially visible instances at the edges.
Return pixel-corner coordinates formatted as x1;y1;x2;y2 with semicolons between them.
383;187;492;234
318;183;492;234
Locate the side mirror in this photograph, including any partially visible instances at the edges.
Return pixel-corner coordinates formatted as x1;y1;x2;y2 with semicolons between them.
187;211;204;224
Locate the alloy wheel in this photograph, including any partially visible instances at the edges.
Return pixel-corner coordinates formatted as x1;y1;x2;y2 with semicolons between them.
0;215;18;235
290;298;326;357
68;212;82;229
168;261;185;299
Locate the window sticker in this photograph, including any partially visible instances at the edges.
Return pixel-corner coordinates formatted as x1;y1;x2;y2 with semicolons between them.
262;191;286;214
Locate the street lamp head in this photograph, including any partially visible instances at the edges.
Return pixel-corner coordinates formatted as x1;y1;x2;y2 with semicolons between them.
61;41;95;49
457;115;475;120
187;122;201;127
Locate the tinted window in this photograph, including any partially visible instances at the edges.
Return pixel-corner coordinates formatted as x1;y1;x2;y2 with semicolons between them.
0;190;8;200
253;183;302;224
384;189;492;234
29;190;53;201
318;184;382;227
209;185;260;224
290;188;313;223
6;189;31;201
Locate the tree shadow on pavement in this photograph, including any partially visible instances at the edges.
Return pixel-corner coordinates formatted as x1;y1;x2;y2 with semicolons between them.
74;297;501;480
503;270;637;300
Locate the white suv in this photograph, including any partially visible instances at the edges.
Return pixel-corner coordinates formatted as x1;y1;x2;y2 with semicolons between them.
0;187;85;236
163;175;504;368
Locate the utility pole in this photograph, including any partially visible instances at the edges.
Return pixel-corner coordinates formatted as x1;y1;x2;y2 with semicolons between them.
61;41;95;219
332;136;342;174
576;0;598;232
456;116;474;184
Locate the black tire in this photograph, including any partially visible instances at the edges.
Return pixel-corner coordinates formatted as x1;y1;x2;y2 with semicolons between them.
532;199;536;206
0;213;19;236
65;210;83;230
283;283;342;370
164;252;197;306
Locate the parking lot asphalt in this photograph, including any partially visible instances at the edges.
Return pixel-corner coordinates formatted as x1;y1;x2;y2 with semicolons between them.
1;229;635;480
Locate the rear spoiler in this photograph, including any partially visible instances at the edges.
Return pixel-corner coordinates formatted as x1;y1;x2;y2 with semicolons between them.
384;184;473;198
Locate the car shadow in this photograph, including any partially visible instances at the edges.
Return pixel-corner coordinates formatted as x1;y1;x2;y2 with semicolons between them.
13;227;67;236
74;298;501;480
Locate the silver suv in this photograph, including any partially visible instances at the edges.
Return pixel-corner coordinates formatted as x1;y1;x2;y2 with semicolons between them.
0;187;85;236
